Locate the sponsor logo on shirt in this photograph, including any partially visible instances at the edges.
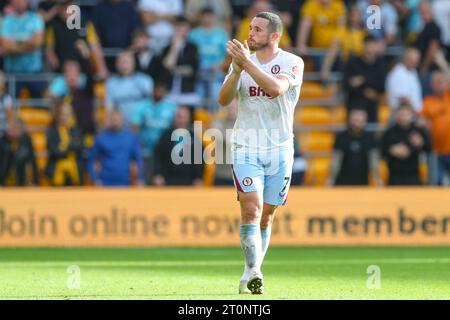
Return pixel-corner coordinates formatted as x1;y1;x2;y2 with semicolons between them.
249;86;274;99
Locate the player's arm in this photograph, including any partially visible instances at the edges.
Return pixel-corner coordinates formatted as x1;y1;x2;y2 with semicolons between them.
243;59;290;98
227;39;289;98
218;62;242;106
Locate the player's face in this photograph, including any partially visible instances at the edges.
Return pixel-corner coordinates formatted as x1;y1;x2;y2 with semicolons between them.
248;18;273;51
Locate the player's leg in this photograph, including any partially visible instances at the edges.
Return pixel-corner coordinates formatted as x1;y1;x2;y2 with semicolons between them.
260;203;277;262
231;152;265;294
260;147;294;265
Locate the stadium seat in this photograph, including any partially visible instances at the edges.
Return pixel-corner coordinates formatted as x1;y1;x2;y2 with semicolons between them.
19;108;51;127
304;157;331;186
331;105;347;125
194;109;213;129
31;131;47;153
301;82;335;99
296;106;332;125
94;82;106;101
379;104;391;125
96;106;107;128
298;131;335;152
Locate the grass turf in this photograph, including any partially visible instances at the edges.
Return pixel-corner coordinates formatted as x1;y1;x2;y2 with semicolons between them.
0;247;449;299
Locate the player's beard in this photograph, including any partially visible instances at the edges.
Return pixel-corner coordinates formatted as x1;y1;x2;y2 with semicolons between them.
248;36;270;51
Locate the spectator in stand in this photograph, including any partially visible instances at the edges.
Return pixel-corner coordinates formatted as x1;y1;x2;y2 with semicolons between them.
45;100;84;186
420;71;450;185
296;0;346;59
89;108;144;187
129;28;166;82
0;117;39;186
328;108;381;186
188;7;229;110
272;0;305;44
358;0;399;46
381;104;431;185
413;0;442;95
47;59;96;143
386;47;423;113
184;0;232;32
45;0;109;80
0;0;45;97
343;35;387;123
391;0;423;41
321;5;367;83
38;0;66;25
105;50;154;123
0;72;14;137
292;136;307;186
161;16;200;107
131;81;177;184
153;105;204;186
433;0;450;62
47;60;86;99
237;0;292;50
138;0;183;55
91;0;141;72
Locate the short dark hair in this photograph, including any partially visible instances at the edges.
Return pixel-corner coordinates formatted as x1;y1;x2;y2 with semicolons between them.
200;7;214;15
175;16;189;24
255;12;283;37
363;34;377;43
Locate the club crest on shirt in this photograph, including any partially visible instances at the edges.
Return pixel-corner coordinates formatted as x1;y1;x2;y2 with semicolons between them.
271;65;280;74
242;177;253;186
292;65;299;75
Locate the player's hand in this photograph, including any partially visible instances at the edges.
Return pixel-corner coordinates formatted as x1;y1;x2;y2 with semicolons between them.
227;39;251;68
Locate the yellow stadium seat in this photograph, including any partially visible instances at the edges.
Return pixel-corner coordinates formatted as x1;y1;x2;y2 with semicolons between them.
331;105;347;124
19;108;52;127
96;106;106;127
296;106;332;125
301;82;335;99
31;132;47;153
379;104;391;125
194;109;213;129
419;162;428;184
304;157;331;186
299;131;335;152
94;82;106;101
36;156;47;171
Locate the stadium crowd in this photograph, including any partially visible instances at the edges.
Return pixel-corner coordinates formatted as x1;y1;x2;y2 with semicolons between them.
0;0;449;187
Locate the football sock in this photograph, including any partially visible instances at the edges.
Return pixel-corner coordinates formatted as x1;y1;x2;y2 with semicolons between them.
261;226;272;261
240;224;262;281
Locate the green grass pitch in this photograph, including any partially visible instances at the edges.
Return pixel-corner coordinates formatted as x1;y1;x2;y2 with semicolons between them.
0;247;449;299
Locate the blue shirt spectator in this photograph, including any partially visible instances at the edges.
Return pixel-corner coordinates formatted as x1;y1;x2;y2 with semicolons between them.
49;74;87;98
89;109;144;186
131;84;177;158
188;25;229;71
406;0;423;35
106;51;154;123
0;7;44;73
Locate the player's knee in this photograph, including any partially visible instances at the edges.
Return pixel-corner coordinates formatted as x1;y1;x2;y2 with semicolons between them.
241;202;261;223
